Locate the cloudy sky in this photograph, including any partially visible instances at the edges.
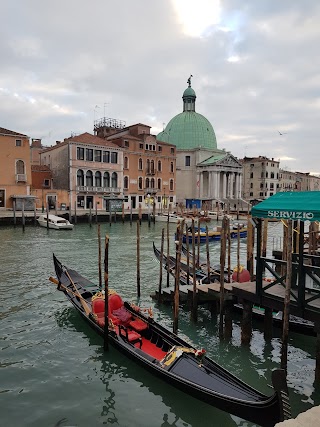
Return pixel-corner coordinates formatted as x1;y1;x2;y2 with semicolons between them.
1;0;320;174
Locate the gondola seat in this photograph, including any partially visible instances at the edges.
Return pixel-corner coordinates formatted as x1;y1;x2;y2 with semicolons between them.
92;298;106;327
108;294;132;326
129;318;148;332
119;325;142;348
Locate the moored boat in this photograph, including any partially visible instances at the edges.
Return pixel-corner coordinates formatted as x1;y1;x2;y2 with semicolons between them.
37;214;74;230
50;254;291;427
180;224;247;243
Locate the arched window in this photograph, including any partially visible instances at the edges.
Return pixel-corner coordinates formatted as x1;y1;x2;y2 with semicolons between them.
103;172;110;188
95;171;101;187
138;177;143;190
271;172;274;179
138;158;143;170
250;172;253;179
151;178;155;189
157;160;162;172
170;179;174;191
170;162;174;173
157;178;161;190
16;160;25;174
111;172;118;188
124;156;129;169
145;177;150;188
77;169;84;186
151;160;155;174
146;159;150;174
124;176;129;189
86;170;93;187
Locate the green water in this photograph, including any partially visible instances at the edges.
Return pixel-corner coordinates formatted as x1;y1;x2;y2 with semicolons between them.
1;221;319;427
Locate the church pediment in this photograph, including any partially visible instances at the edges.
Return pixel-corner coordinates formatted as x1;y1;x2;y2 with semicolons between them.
215;154;242;168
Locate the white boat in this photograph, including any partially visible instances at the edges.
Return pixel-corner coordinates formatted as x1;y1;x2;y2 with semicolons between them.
154;213;197;224
37;214;74;230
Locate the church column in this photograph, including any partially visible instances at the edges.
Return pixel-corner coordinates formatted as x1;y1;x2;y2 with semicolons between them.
200;172;204;199
239;173;243;198
229;172;234;198
212;172;217;199
223;173;227;198
196;173;201;198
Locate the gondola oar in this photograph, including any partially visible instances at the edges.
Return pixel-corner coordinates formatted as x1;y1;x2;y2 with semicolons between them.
64;270;92;316
49;276;92;314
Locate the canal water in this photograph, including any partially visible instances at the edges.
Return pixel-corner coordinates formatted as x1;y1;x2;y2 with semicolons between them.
1;220;319;427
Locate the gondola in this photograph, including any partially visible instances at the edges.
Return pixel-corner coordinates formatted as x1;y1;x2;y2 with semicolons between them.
50;254;290;427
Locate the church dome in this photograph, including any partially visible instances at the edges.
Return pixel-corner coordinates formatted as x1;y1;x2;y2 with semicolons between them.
157;77;217;150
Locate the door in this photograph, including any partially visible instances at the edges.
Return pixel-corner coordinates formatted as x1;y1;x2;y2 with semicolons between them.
131;196;136;209
0;190;5;207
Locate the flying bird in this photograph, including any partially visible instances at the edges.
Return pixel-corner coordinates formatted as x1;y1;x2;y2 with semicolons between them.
278;130;287;136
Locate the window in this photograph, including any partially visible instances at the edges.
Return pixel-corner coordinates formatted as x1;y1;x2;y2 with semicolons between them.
138;158;143;170
43;179;50;188
124;176;129;189
77;147;84;160
170;162;174;173
170;148;174;154
250;183;253;188
111;172;118;188
103;172;110;188
250;172;253;179
95;171;102;187
145;177;150;188
158;160;162;172
270;192;274;196
158;146;162;152
124;140;129;148
260;183;263;189
260;192;264;197
103;151;110;163
266;172;268;178
95;150;102;162
271;172;274;179
250;192;253;197
124;156;129;169
261;172;264;178
270;183;274;190
15;139;22;147
139;196;143;203
138;177;143;190
16;160;25;174
86;170;93;186
77;169;84;186
185;156;190;167
111;152;118;164
169;179;174;191
146;159;150;174
157;178;161;190
86;149;93;161
250;163;254;167
151;160;155;174
139;143;143;149
151;178;155;189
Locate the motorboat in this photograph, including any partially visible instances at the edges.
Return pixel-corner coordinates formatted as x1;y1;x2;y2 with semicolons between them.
37;214;74;230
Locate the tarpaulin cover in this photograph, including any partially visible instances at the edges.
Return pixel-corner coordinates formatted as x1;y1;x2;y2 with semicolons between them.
251;191;320;222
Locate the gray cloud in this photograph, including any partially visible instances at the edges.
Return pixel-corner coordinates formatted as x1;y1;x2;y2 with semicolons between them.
1;0;320;174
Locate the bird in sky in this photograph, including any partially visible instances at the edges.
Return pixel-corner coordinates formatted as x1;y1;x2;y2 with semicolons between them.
278;130;287;135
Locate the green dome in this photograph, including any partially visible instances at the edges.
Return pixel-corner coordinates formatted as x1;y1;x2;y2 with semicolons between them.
157;111;217;150
183;87;196;97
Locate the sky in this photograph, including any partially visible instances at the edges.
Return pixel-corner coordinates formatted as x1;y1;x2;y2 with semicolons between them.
1;0;320;174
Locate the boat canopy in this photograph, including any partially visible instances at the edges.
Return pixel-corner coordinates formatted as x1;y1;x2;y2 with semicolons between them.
251;191;320;222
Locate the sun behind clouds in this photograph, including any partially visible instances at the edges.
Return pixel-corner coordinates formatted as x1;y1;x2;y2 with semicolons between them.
172;0;221;37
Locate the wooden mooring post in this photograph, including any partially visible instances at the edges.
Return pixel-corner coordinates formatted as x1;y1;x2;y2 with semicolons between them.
104;234;109;351
22;199;25;232
74;201;77;224
173;220;184;334
166;212;170;287
281;220;293;372
191;219;198;322
13;200;16;228
98;224;102;289
158;228;164;302
241;300;253;345
136;220;141;297
246;215;254;280
219;217;227;338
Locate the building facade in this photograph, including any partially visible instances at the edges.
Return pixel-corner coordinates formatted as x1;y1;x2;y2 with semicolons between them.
0;127;33;209
95;120;177;211
157;77;242;209
40;132;123;211
242;156;280;201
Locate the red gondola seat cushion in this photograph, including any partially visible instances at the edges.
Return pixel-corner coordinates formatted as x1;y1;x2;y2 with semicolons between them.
129;318;148;332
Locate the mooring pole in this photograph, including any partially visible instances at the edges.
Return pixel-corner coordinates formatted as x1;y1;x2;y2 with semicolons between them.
158;227;164;302
166;212;170;287
104;234;109;351
281;220;293;372
98;224;102;289
219;217;227;338
136;220;141;297
191;219;198;322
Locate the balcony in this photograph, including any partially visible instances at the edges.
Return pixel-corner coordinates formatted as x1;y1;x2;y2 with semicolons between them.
16;174;27;183
76;186;121;194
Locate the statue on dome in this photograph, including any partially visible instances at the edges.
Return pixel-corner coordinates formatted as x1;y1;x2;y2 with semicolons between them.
187;74;193;87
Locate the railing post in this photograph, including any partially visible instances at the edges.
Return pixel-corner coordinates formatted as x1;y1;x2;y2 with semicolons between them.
256;218;263;299
298;221;305;310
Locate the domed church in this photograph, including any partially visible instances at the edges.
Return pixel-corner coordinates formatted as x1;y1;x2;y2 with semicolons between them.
157;76;242;209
